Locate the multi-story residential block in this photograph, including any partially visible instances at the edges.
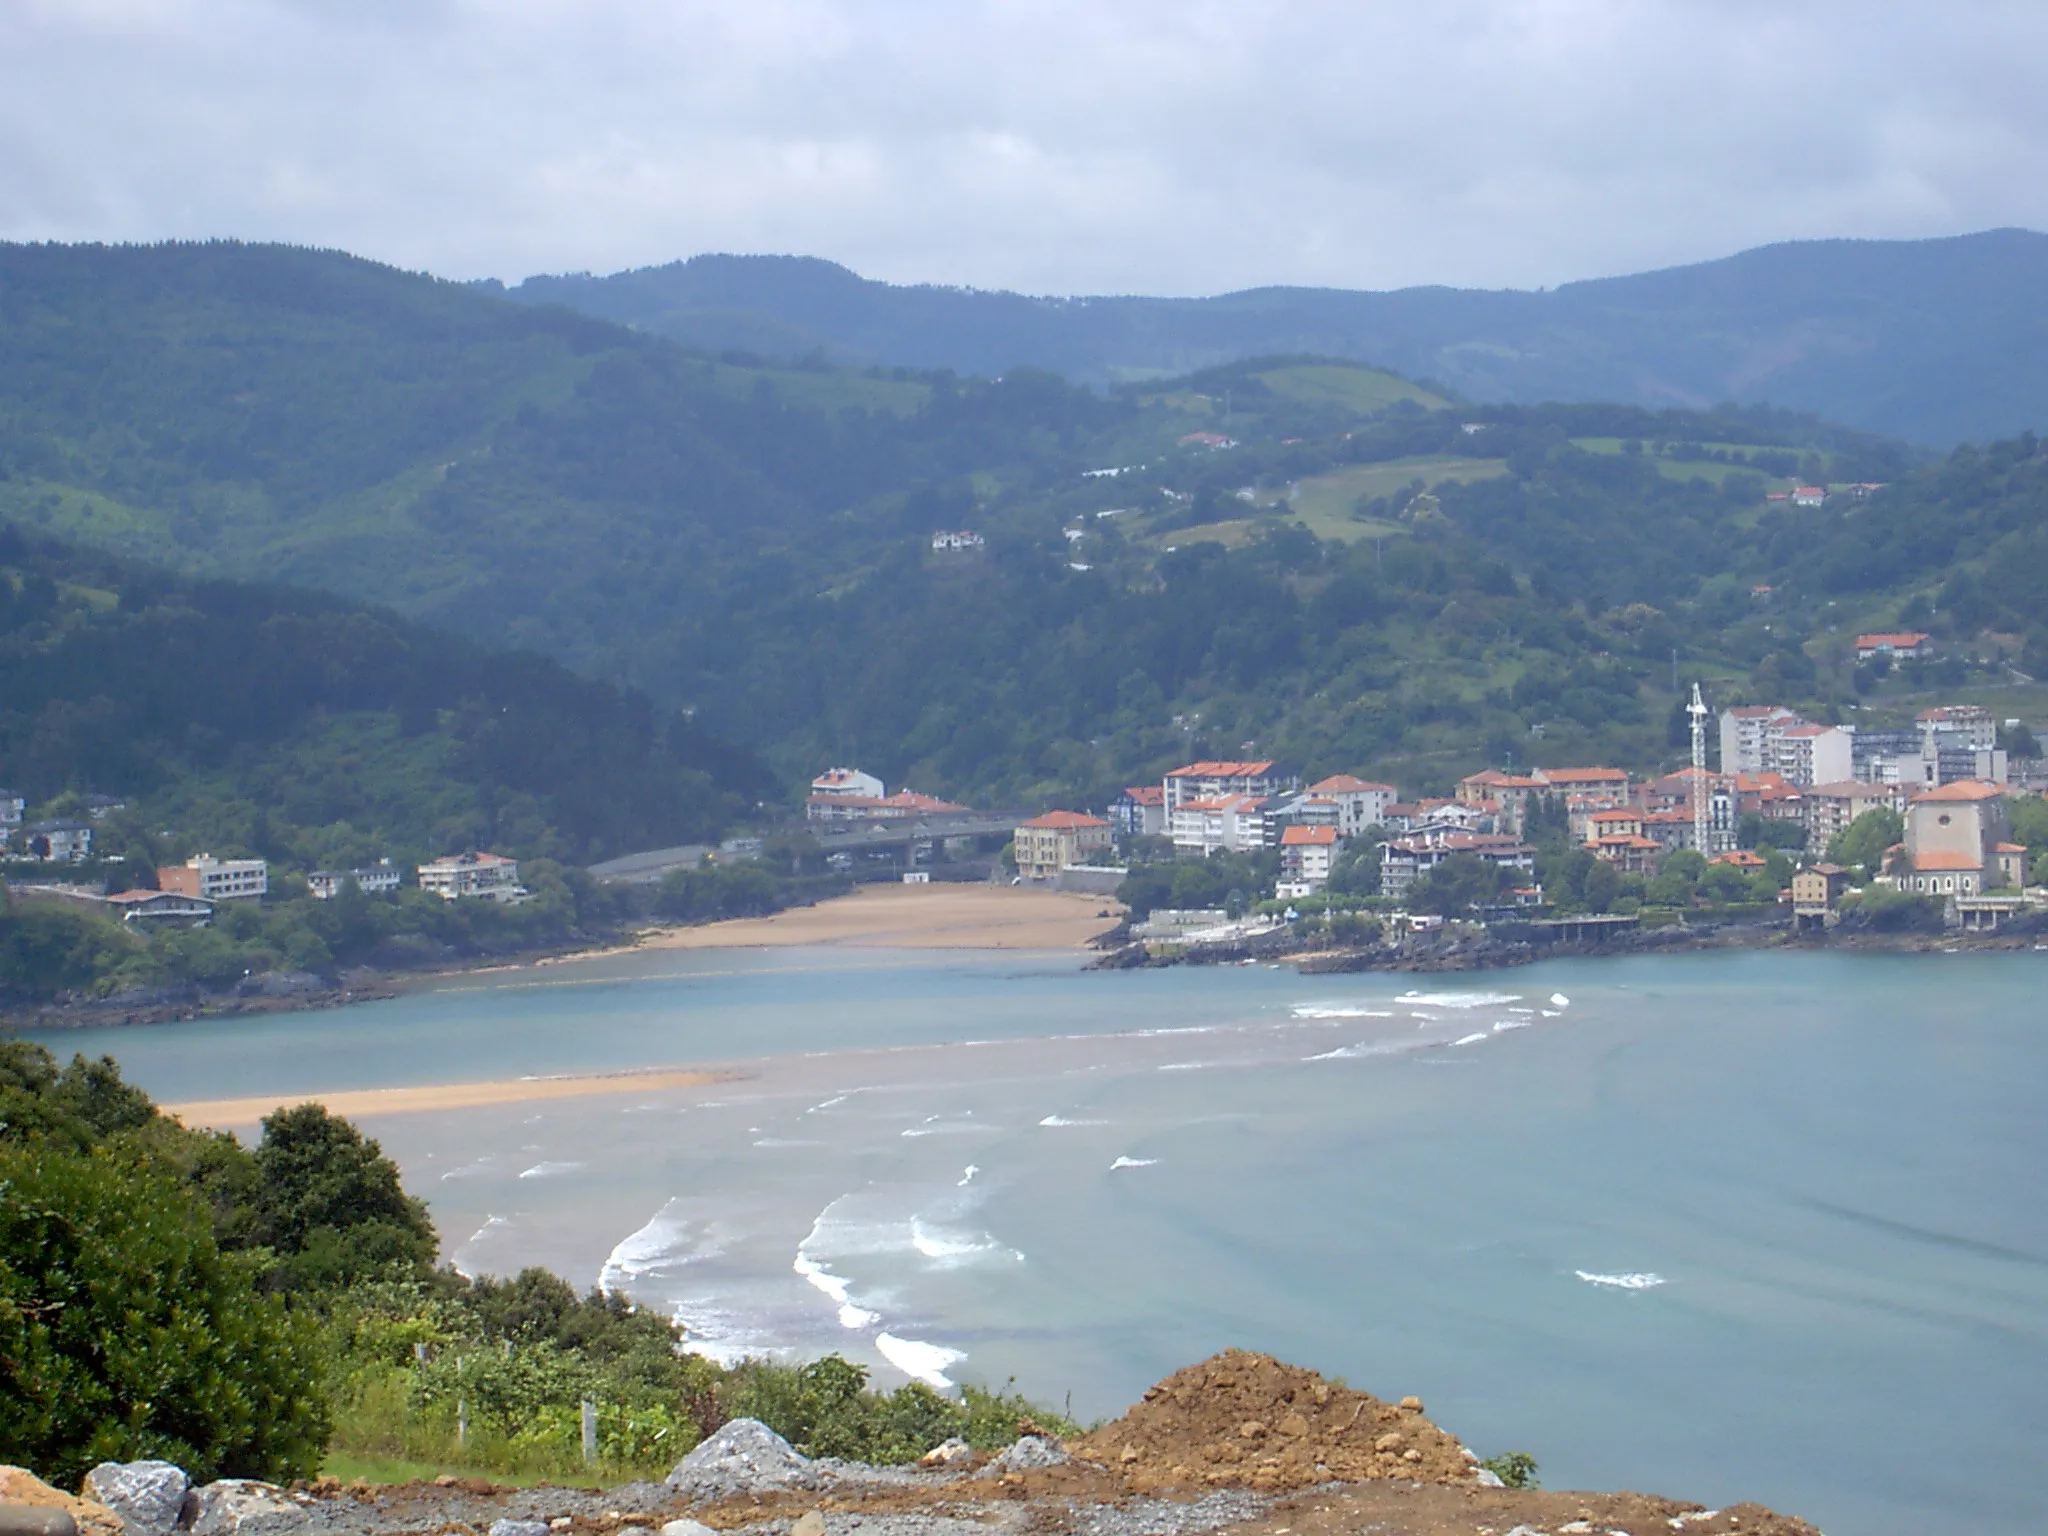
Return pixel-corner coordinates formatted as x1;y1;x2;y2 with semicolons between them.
159;854;269;902
1769;722;1855;788
1918;705;1997;752
1013;811;1113;880
1719;706;1804;775
0;790;26;831
1278;824;1340;895
1306;774;1399;835
1456;770;1544;836
417;851;526;902
1376;830;1535;899
1170;794;1271;856
1162;760;1292;814
1111;786;1167;839
1802;781;1907;846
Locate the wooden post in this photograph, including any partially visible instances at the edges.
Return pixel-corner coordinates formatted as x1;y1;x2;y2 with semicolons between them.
581;1400;598;1464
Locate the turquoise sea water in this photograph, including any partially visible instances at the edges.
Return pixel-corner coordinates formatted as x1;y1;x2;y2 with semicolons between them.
29;946;2048;1536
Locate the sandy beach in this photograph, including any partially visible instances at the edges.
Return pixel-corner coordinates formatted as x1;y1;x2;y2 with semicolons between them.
627;882;1123;952
167;1066;739;1131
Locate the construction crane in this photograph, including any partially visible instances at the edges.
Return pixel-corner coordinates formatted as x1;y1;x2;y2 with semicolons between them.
1688;682;1711;854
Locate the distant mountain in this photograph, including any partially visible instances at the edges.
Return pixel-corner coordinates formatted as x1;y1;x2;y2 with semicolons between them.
499;231;2048;446
5;238;2036;814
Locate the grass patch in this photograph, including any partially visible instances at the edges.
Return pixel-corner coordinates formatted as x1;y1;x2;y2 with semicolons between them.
1251;362;1450;416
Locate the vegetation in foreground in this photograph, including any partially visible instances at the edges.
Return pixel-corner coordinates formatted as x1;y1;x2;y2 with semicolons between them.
0;1041;1072;1486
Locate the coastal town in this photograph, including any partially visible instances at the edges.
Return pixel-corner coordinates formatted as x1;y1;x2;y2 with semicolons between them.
5;678;2044;954
793;682;2046;948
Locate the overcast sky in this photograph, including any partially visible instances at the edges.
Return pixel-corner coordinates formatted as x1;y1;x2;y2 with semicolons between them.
4;1;2045;296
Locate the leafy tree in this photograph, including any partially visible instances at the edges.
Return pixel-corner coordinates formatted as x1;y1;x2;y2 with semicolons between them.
0;1147;329;1484
1827;808;1904;879
1700;861;1754;904
252;1104;436;1286
1409;854;1511;916
1582;858;1622;913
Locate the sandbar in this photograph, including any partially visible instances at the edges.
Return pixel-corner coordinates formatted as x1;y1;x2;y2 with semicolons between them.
625;882;1123;953
167;1067;738;1131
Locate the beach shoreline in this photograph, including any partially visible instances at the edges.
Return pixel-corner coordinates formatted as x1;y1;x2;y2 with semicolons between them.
166;1065;745;1131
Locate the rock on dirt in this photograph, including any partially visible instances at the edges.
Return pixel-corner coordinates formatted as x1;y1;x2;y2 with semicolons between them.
81;1463;189;1536
184;1482;307;1536
0;1468;122;1536
667;1420;819;1501
988;1438;1068;1474
1074;1349;1475;1494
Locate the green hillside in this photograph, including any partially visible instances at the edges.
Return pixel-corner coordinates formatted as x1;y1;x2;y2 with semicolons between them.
10;240;2048;817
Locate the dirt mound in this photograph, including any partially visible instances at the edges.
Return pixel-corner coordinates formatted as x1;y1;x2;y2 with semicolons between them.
1075;1350;1477;1494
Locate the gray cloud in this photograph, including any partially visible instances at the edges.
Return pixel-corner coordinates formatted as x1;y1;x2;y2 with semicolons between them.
3;0;2046;294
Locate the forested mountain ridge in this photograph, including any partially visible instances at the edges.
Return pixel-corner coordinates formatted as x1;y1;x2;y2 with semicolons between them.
4;239;2045;815
0;523;766;870
500;229;2048;446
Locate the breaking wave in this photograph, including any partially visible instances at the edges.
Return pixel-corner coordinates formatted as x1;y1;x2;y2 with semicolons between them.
875;1332;965;1389
1576;1270;1666;1290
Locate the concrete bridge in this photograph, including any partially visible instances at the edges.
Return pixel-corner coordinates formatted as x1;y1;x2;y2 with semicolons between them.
588;812;1025;884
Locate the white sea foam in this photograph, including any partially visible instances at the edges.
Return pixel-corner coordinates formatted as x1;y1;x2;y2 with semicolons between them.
1291;1005;1397;1019
1507;1007;1536;1015
806;1094;850;1114
1576;1270;1666;1290
792;1253;880;1328
1550;993;1571;1007
1399;990;1523;1009
752;1137;824;1148
957;1164;978;1186
903;1112;982;1138
1039;1113;1109;1126
517;1160;586;1180
875;1332;965;1388
1541;1009;1562;1017
438;1157;498;1181
911;1218;1021;1266
598;1199;732;1293
1492;1018;1533;1032
1305;1041;1406;1061
1111;1155;1158;1169
450;1214;512;1279
1452;1032;1490;1046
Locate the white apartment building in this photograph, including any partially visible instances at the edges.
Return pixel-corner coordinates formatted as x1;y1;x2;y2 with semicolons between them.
417;851;525;902
1719;706;1803;775
308;863;403;899
1768;722;1855;788
1304;774;1398;835
1162;760;1290;813
811;767;886;800
1170;794;1270;855
159;854;268;901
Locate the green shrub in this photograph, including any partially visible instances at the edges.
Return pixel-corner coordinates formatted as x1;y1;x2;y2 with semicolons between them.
1481;1450;1540;1488
0;1146;330;1484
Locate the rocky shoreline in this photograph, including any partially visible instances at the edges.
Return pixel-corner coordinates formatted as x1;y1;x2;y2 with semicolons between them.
1089;910;2048;974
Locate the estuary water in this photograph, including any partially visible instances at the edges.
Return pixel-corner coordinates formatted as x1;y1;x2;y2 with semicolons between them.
30;946;2048;1536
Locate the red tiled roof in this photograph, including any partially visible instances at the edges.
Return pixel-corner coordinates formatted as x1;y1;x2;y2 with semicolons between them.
1712;850;1767;867
1908;851;1983;871
1281;825;1340;846
1913;781;2003;802
1019;810;1109;830
1539;766;1628;784
1166;760;1277;779
1120;786;1165;805
1855;632;1931;648
1310;774;1396;794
